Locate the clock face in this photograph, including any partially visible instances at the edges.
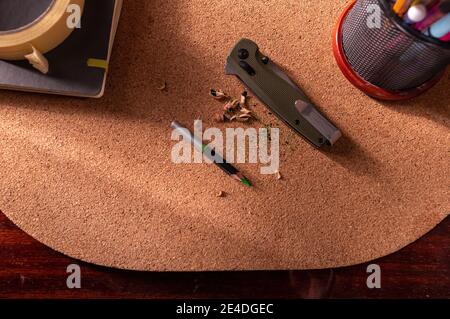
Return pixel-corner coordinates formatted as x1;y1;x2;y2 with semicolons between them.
0;0;54;32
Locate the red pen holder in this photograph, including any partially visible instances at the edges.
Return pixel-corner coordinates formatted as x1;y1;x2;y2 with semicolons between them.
333;0;450;100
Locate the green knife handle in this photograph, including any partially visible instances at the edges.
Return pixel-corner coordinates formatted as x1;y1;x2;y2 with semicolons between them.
225;38;341;147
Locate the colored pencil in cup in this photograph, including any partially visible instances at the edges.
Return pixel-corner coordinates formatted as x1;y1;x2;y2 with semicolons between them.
415;0;450;30
440;31;450;41
393;0;414;16
406;3;428;23
426;12;450;38
171;121;252;187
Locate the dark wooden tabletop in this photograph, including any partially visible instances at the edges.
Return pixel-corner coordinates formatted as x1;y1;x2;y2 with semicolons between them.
0;211;448;299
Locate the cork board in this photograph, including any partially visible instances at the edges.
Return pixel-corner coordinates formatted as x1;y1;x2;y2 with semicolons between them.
0;0;448;271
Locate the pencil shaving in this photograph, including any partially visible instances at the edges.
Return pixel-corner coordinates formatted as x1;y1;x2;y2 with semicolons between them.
237;113;251;122
158;81;167;91
276;171;282;180
211;88;255;123
223;101;234;112
240;108;252;114
210;89;229;100
217;191;225;197
230;99;240;109
240;91;248;106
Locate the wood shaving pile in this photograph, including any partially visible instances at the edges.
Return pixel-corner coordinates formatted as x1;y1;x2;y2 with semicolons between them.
210;89;255;123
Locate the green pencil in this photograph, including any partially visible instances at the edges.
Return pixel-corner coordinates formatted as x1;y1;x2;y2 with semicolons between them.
171;121;252;187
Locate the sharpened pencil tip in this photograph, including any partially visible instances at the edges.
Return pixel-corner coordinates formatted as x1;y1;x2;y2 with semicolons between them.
241;178;252;187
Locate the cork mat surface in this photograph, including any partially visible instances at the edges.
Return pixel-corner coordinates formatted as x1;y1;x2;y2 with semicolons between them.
0;0;449;271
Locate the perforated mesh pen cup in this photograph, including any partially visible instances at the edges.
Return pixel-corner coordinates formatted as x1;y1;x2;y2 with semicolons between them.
333;0;450;100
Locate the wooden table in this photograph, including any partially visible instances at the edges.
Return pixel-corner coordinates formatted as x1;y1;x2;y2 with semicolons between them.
0;211;448;299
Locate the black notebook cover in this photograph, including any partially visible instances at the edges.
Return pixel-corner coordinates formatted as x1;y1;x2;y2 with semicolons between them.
0;0;120;97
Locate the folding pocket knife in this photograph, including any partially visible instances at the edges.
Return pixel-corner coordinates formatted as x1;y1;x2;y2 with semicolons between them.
225;38;342;148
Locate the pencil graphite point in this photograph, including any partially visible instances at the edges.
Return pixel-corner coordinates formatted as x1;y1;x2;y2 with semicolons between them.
242;178;252;187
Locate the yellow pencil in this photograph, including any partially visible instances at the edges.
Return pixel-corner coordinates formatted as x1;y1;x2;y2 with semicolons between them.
393;0;414;16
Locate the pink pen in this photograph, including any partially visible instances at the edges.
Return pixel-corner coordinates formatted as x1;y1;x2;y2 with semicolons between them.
440;32;450;41
414;1;450;30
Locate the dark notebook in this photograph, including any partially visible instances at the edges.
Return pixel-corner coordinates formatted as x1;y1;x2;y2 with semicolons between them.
0;0;122;97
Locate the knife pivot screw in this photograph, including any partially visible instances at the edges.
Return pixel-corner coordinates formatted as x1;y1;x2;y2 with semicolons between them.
261;56;269;64
238;49;249;60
